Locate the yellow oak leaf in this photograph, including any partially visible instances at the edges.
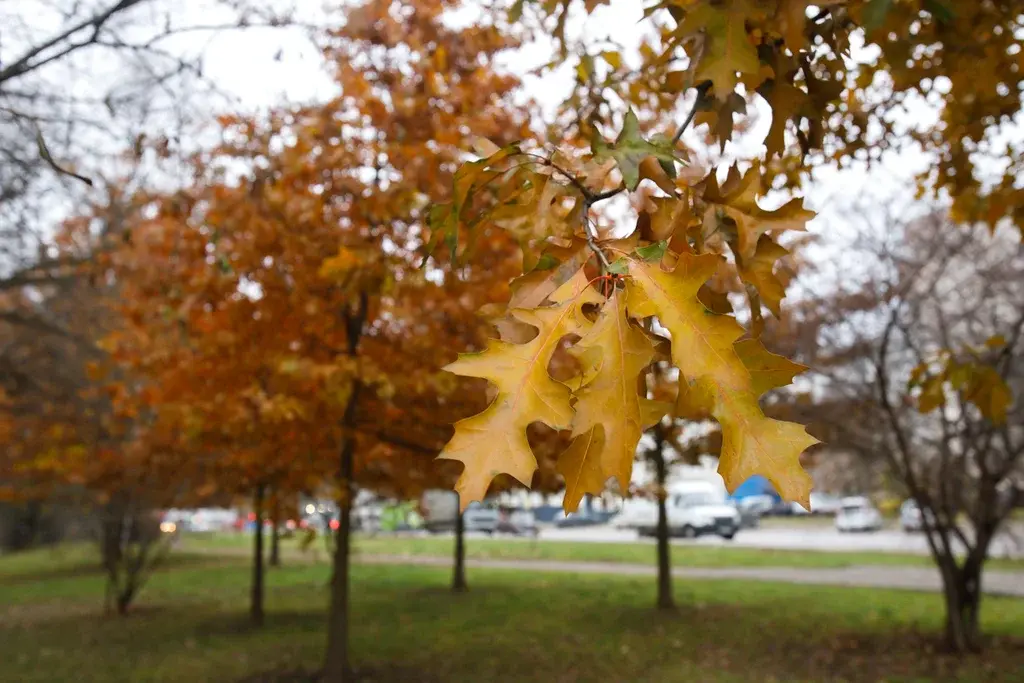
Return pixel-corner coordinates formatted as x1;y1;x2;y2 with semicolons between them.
678;2;762;100
737;234;789;317
762;80;807;158
490;174;579;267
559;291;666;512
626;256;817;507
318;247;360;279
508;240;592;310
733;338;808;394
439;268;603;509
962;366;1012;424
703;167;814;260
774;0;810;54
557;425;606;509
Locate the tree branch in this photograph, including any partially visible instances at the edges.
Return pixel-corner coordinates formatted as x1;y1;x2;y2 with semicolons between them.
0;0;149;85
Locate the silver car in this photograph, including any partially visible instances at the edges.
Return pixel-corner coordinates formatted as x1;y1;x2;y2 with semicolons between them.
899;499;934;532
463;502;500;534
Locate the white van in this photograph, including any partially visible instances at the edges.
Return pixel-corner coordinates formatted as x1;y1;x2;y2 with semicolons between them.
612;481;741;540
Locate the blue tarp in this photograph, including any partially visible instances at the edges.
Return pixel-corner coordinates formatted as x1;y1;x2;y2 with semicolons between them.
729;475;781;501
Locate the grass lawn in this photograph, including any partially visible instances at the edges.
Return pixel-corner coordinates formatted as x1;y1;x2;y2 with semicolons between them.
177;531;1024;571
1;545;1022;682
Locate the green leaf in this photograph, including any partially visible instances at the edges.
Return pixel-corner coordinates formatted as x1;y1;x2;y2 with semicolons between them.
606;259;630;275
649;134;677;178
509;0;526;23
634;241;668;262
424;202;457;263
862;0;893;31
576;54;595;82
532;253;560;271
592;109;679;190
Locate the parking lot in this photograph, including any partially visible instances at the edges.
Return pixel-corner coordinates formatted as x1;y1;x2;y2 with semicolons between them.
529;520;1024;559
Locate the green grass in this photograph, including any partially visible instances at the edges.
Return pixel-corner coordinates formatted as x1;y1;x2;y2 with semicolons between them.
1;546;1022;682
177;531;1024;571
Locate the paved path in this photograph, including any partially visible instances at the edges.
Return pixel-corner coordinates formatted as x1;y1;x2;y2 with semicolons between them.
535;523;1024;559
356;554;1024;597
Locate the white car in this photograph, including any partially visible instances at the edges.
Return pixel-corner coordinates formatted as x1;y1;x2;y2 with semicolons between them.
835;497;883;532
899;499;934;532
809;492;843;515
463;502;500;533
618;482;741;540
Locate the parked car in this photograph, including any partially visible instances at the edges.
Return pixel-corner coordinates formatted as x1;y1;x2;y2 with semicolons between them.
735;494;774;520
899;499;935;532
554;509;614;528
463;502;500;534
421;489;461;533
809;492;843;516
835;497;883;532
735;503;761;529
495;508;539;536
620;482;741;539
421;490;502;534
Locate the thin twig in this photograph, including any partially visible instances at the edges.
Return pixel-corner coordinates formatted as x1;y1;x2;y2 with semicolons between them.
591;184;625;202
522;152;594;200
581;204;611;272
35;128;94;187
672;81;712;145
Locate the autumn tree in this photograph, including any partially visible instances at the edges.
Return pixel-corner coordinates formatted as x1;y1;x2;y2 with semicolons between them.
0;0;319;558
776;207;1023;652
106;0;535;676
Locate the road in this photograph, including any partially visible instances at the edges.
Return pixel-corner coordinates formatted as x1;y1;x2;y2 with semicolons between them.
529;522;1024;559
356;554;1024;597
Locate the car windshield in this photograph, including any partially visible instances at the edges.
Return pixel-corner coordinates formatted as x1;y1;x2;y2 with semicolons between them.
679;492;717;507
841;504;867;513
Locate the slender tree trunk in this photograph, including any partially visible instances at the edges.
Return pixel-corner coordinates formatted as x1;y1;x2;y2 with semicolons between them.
324;437;355;681
652;440;674;610
269;498;281;568
323;294;367;682
452;510;468;592
250;484;265;627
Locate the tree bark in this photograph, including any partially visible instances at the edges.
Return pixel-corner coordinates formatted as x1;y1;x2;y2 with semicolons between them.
452;509;468;592
939;556;983;653
324;436;356;681
653;442;675;610
250;484;265;627
269;498;281;568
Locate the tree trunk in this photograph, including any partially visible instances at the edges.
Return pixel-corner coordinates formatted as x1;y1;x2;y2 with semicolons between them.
940;558;983;652
452;510;468;593
323;295;366;682
653;443;674;610
250;484;265;627
323;437;355;681
116;587;134;615
269;498;281;568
